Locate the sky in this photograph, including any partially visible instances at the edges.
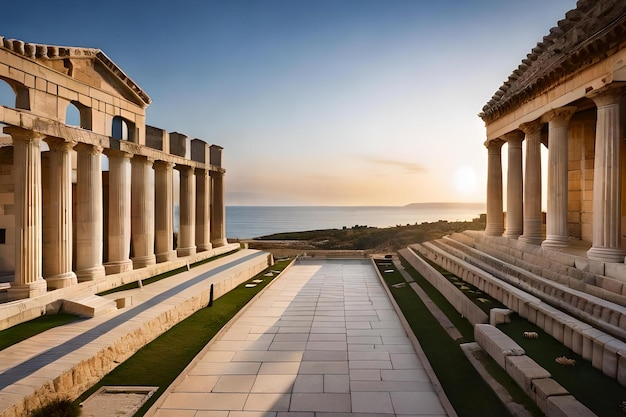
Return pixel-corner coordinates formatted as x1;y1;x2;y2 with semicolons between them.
2;0;578;206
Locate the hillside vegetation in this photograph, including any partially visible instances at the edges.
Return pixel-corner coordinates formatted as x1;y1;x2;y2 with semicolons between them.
251;215;486;252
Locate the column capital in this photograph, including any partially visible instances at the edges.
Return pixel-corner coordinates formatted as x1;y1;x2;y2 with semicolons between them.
104;148;132;159
486;139;504;154
195;167;209;178
519;119;543;136
502;130;524;145
45;137;77;152
586;84;625;107
175;164;194;173
3;126;45;142
544;106;577;128
75;142;103;155
154;160;175;170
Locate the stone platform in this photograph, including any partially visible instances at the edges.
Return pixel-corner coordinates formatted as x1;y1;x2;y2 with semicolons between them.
0;248;272;417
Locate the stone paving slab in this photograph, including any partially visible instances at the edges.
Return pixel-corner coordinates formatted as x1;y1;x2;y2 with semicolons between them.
147;259;451;417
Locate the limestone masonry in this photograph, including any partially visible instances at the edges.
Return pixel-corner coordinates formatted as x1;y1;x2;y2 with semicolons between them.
0;36;227;301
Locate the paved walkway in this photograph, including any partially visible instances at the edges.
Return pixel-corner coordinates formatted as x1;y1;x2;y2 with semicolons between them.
148;259;450;417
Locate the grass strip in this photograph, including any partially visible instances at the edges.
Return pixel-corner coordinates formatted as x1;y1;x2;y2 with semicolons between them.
381;258;544;417
375;260;514;417
98;249;239;295
77;258;292;416
499;317;626;417
0;313;79;352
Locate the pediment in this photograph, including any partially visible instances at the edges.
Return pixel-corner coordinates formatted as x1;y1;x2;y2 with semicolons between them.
0;37;151;108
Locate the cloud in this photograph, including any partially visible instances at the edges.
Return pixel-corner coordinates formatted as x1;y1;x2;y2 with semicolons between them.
363;156;427;174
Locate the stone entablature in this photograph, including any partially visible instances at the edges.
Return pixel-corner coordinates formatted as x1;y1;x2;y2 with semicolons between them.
480;0;626;264
0;36;227;300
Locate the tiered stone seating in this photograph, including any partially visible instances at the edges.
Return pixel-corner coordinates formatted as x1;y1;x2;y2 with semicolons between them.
408;237;626;386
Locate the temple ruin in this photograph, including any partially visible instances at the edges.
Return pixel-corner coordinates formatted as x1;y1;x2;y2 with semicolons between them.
0;36;227;301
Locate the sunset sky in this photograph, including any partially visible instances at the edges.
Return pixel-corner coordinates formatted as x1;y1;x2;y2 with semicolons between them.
2;0;577;206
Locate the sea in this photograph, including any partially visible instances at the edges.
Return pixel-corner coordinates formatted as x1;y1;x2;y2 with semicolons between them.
225;203;486;239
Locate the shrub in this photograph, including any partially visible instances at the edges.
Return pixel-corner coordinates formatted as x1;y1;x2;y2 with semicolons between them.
29;398;80;417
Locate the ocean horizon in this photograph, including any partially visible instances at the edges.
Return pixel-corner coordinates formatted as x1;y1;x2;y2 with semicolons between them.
225;203;486;239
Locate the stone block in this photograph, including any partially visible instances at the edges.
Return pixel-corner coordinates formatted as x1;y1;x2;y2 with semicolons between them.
505;355;551;397
475;324;525;369
169;132;190;158
490;308;513;325
62;295;117;318
602;339;625;379
581;328;606;362
546;395;597;417
191;139;209;163
115;296;132;309
591;334;615;370
618;350;626;386
531;378;568;415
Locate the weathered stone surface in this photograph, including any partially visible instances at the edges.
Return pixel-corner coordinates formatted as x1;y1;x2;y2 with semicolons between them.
475;324;525;369
546;395;597;417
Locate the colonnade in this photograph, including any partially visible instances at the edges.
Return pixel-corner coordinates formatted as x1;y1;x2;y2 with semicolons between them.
4;126;227;300
484;87;625;263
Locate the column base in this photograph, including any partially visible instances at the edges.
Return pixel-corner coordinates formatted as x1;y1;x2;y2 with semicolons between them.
132;254;157;269
503;231;521;239
7;278;47;300
156;250;177;263
541;236;569;250
45;271;78;290
211;239;228;248
177;246;197;257
197;243;213;252
587;246;625;263
104;260;133;275
76;265;106;282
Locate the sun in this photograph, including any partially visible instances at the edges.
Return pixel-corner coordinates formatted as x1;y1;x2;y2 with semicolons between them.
453;165;478;196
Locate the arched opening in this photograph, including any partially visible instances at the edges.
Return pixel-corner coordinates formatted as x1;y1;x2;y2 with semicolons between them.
0;77;30;110
0;79;14;108
65;101;92;130
112;116;135;142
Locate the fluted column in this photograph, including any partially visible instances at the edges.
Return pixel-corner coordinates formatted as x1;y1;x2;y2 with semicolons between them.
5;127;46;299
154;161;177;262
504;131;524;238
105;150;133;274
177;165;196;257
75;144;105;281
195;168;212;251
485;140;504;236
131;156;156;268
211;170;228;247
543;107;576;249
519;120;544;245
587;88;625;262
43;138;77;289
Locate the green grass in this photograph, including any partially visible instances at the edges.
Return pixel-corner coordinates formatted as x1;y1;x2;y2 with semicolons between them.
375;259;534;417
499;316;626;417
77;258;293;416
0;313;79;352
98;249;239;295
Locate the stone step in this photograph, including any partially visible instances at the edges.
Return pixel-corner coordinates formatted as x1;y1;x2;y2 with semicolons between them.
62;295;118;318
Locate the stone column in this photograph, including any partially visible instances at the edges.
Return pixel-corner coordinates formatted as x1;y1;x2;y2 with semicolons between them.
75;144;105;281
43;138;77;289
519;120;544;245
485;140;504;236
154;161;177;262
503;131;524;238
542;107;576;249
177;165;196;257
5;127;47;299
131;156;156;268
587;88;625;262
105;150;133;274
195;168;212;251
211;170;228;247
